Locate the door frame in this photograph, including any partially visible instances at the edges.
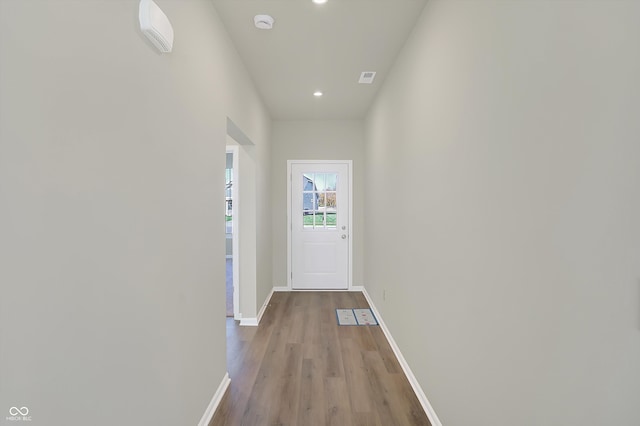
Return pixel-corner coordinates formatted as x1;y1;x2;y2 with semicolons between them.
287;160;353;291
226;145;240;319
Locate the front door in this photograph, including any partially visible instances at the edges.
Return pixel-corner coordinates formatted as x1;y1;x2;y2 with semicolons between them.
290;161;350;290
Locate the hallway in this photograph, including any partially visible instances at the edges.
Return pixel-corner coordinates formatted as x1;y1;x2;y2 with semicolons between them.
210;292;430;426
3;2;639;425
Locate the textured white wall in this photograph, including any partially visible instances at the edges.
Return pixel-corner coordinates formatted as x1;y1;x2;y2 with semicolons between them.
0;1;270;425
271;121;364;288
365;1;640;425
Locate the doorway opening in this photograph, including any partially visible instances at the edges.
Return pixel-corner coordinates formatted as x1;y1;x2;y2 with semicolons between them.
225;146;239;319
225;151;233;317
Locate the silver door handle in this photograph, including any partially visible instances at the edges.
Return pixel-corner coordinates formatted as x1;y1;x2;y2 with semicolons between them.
341;234;347;239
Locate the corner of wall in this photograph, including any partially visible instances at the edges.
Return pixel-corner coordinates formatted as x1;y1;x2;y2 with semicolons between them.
360;287;442;426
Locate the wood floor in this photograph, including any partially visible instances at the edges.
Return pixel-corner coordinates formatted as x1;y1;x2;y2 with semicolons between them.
210;291;431;426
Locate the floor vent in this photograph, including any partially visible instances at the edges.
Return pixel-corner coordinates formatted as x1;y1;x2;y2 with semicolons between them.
358;71;376;84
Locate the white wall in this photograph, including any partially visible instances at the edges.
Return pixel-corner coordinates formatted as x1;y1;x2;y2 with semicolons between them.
254;125;273;315
365;1;640;425
0;1;270;425
271;120;364;288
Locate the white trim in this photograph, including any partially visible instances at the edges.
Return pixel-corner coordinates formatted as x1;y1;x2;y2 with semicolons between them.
197;372;231;426
273;285;364;292
287;160;353;291
240;287;275;327
361;288;443;426
348;162;353;291
286;162;292;291
239;317;258;326
276;288;347;292
226;145;240;321
257;287;274;324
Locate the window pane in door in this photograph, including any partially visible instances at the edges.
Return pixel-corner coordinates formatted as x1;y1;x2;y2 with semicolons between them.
301;172;339;230
303;212;323;228
325;191;337;228
314;173;326;191
325;173;337;191
303;211;313;228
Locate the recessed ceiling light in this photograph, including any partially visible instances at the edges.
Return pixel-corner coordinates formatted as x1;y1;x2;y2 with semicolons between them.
313;91;323;97
313;0;328;4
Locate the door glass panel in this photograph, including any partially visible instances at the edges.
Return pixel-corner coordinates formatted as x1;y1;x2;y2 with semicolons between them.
317;192;326;208
303;211;312;228
314;173;326;191
301;172;338;230
303;212;323;228
303;174;315;192
326;174;337;191
325;190;336;229
303;192;317;211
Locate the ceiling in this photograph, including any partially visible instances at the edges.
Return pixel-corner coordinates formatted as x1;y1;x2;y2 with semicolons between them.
211;0;427;120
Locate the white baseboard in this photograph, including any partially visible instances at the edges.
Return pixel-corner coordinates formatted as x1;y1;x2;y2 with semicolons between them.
239;317;258;326
274;285;363;292
257;287;274;324
198;372;230;426
240;287;275;327
286;288;351;292
361;288;443;426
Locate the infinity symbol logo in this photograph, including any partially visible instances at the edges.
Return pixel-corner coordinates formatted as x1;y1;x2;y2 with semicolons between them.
9;407;29;416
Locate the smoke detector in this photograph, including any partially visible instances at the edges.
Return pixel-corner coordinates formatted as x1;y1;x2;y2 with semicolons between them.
254;15;275;30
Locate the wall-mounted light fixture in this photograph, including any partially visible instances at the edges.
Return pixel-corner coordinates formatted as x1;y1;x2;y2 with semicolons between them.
139;0;174;53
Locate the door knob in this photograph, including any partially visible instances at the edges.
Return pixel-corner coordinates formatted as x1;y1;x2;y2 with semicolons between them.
341;234;347;239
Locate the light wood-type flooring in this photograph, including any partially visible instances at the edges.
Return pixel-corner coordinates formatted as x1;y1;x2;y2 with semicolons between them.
210;291;431;426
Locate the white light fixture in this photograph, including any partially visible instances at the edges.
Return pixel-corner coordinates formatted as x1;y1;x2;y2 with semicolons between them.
313;0;328;4
139;0;174;53
313;91;323;97
254;15;275;30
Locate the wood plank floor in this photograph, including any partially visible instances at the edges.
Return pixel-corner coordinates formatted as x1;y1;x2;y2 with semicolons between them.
210;291;431;426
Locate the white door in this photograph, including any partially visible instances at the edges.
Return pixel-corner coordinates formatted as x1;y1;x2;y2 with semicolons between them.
290;162;350;290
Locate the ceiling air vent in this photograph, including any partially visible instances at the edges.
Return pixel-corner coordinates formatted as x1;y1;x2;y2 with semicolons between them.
358;71;376;84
